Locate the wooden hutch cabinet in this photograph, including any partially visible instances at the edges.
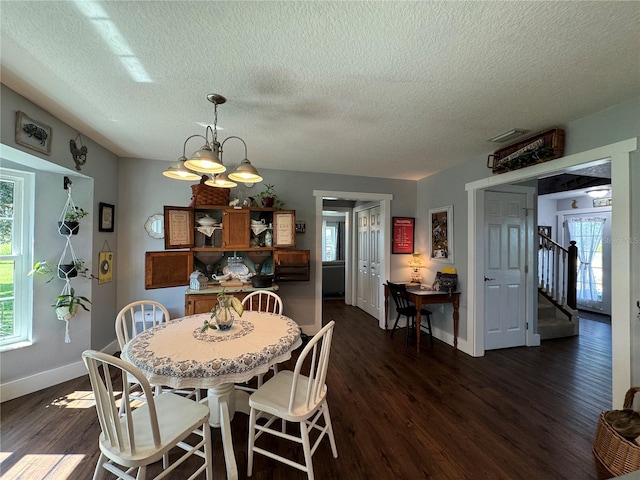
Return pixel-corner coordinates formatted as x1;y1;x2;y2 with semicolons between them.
145;204;309;314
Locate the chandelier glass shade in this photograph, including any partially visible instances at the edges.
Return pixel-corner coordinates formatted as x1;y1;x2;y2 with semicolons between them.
162;157;202;181
183;129;226;174
228;158;263;183
205;172;237;188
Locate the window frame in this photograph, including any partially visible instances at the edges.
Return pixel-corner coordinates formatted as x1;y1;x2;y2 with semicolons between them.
0;169;34;349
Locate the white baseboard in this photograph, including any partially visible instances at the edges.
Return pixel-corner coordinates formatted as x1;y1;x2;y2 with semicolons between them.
0;339;120;403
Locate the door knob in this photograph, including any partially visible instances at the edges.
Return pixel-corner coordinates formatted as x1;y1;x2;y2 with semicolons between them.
484;277;495;282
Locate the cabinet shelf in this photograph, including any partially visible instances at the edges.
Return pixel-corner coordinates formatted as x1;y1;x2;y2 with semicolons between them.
195;204;275;212
192;246;275;252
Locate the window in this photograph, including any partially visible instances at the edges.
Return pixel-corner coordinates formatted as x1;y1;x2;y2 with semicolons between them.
0;170;33;347
323;222;338;262
566;216;606;309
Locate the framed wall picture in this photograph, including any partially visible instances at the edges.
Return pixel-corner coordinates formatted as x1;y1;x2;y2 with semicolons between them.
15;111;52;155
98;251;114;284
392;217;415;254
429;206;453;263
99;202;115;232
163;206;194;249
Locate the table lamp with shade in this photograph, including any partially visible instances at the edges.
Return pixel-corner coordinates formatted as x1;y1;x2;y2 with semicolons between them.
408;253;424;283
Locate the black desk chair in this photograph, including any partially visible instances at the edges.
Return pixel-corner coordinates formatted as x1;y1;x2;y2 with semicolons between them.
387;281;433;348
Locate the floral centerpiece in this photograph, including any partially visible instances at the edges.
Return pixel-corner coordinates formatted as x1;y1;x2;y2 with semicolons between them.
201;290;244;332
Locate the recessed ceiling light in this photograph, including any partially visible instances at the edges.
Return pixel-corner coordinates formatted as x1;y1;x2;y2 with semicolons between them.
586;188;610;198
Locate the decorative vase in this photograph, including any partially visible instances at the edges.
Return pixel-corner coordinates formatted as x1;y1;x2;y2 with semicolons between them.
214;295;235;331
262;197;274;208
58;221;79;235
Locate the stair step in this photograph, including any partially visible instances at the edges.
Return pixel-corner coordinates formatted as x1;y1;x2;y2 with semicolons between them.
538;316;578;340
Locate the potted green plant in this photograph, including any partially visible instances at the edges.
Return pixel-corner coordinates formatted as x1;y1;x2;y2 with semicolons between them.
58;206;88;235
257;184;285;209
53;287;91;321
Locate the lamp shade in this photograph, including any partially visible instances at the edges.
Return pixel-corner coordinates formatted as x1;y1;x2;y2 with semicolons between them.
228;158;263;183
184;145;226;174
205;173;237;188
162;159;202;180
408;253;424;268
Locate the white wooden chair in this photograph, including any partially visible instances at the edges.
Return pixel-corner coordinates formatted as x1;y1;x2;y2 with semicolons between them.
239;291;285;390
242;290;283;314
82;350;213;480
115;300;200;405
247;321;338;480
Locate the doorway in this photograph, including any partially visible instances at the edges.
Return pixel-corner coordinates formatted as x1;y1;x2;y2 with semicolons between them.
466;138;636;407
313;191;393;332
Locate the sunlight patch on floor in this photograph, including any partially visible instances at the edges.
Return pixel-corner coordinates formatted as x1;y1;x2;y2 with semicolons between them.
0;453;85;479
45;390;98;409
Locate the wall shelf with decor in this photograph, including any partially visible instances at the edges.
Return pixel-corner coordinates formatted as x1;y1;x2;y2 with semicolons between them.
145;203;309;293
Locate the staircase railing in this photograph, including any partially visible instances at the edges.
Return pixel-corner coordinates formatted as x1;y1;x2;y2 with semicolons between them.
538;233;578;310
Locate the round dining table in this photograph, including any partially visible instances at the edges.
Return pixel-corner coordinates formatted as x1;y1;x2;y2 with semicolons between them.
122;310;302;480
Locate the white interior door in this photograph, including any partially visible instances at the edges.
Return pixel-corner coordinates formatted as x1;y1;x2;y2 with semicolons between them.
484;191;527;350
356;205;382;319
357;209;370;311
368;206;382;318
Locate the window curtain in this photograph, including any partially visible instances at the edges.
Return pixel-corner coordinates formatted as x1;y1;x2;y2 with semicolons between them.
566;216;606;308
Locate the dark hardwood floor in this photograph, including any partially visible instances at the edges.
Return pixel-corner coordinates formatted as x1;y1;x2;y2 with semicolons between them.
0;299;611;479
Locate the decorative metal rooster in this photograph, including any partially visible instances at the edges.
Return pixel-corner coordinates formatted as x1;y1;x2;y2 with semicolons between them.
69;137;88;171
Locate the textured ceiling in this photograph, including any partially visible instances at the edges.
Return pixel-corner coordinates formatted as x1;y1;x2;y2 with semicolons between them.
1;1;639;180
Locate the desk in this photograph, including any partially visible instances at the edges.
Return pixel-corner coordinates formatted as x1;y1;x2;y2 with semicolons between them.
383;284;460;352
122;311;301;480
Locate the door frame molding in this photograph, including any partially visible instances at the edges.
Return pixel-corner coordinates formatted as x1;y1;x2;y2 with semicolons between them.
314;191;393;332
466;138;637;408
482;186;538;350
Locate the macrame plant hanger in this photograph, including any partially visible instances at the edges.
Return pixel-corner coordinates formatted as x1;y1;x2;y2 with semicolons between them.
56;185;81;343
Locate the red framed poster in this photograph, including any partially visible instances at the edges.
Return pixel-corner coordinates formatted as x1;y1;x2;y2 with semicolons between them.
392;217;415;254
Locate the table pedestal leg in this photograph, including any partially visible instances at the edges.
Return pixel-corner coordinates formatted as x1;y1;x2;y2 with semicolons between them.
206;385;252;480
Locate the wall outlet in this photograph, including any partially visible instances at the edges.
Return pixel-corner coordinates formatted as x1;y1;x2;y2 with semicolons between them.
439;304;445;314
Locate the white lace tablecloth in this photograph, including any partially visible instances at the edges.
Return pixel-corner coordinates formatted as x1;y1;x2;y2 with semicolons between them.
122;311;302;389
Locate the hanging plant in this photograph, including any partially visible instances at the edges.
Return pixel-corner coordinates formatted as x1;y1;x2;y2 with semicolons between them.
58;205;88;236
53;287;91;321
57;263;78;279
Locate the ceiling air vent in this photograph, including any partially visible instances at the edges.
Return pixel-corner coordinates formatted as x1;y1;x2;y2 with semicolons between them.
487;128;530;143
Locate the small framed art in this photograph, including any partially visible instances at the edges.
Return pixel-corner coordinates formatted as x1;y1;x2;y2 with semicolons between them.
392;217;415;254
429;206;453;263
99;202;115;232
15;111;52;155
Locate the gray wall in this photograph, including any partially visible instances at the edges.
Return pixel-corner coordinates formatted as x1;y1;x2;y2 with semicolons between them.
1;84;119;385
117;157;416;327
416;96;639;383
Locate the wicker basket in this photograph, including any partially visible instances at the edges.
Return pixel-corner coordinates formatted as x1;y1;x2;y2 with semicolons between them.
593;387;640;479
190;177;230;206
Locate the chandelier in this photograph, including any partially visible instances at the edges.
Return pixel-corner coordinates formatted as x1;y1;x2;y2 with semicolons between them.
163;94;263;187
